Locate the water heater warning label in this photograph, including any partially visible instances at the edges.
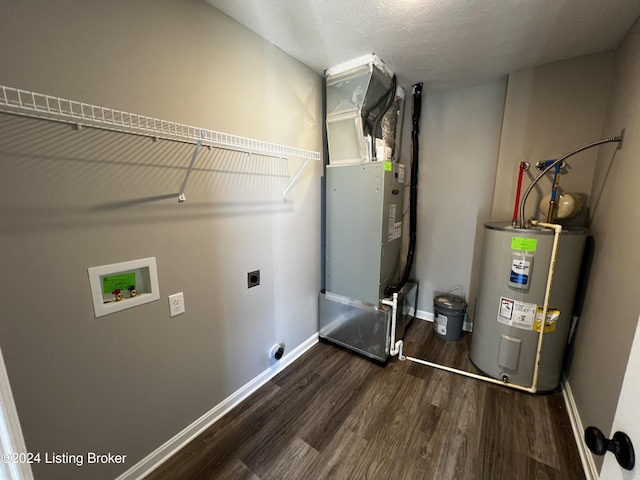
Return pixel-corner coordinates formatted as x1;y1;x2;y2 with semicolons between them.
533;307;560;332
397;164;406;184
497;297;536;330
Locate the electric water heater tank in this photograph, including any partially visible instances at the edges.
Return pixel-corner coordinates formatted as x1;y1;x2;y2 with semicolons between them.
470;222;587;391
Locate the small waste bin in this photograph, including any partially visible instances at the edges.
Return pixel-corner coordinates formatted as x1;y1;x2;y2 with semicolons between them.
433;294;467;341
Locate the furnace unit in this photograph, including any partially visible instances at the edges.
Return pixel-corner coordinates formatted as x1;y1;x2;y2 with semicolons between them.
319;54;417;362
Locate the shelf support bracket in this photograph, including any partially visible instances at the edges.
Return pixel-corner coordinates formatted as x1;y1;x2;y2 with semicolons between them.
178;130;205;202
282;157;312;200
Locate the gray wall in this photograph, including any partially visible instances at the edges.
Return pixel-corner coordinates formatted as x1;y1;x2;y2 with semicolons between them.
492;51;614;224
567;17;640;472
412;80;506;320
0;1;322;479
411;51;615;323
408;44;638;475
2;1;639;479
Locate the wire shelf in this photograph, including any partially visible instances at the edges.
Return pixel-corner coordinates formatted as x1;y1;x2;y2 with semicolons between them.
0;85;321;161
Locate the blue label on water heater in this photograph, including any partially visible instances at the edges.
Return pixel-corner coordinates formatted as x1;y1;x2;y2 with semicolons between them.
510;270;528;284
510;258;531;286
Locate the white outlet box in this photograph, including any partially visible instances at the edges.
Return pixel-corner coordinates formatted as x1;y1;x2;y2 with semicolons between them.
88;257;160;318
168;292;185;317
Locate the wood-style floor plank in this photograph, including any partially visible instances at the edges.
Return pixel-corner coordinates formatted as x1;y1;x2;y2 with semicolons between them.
304;425;369;479
145;319;585;480
295;355;380;453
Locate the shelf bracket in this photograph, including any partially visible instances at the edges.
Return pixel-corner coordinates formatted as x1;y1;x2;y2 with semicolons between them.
178;130;205;202
282;157;312;199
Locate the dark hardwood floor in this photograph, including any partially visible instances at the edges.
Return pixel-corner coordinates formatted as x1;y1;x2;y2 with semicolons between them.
146;319;585;480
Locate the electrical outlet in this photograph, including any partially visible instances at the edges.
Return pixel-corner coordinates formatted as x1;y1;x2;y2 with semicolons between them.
247;270;260;288
168;292;185;317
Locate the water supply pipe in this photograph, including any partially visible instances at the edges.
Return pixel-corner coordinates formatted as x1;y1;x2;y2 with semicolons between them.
511;162;529;227
519;136;622;228
383;293;402;357
546;164;562;222
535;159;564;222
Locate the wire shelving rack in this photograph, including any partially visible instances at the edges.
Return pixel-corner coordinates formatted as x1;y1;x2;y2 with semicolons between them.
0;85;321;200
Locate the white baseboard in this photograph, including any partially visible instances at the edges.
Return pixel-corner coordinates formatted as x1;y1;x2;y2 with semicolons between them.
415;309;434;322
415;309;473;332
115;333;319;480
561;377;597;480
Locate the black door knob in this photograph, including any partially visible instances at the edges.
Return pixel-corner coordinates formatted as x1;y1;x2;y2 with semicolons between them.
585;426;635;470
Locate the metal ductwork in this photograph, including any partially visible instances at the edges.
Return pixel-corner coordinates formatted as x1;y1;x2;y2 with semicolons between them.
325;54;404;165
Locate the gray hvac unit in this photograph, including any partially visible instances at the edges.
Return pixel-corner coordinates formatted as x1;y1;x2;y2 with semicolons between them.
319;54;411;362
325;162;405;305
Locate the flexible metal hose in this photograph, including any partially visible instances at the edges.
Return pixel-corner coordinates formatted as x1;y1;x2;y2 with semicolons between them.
519;136;622;228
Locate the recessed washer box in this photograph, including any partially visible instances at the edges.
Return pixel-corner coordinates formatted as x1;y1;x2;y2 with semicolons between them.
88;257;160;318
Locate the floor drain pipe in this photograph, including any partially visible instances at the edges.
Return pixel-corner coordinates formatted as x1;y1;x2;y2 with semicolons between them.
383;293;404;357
395;220;563;394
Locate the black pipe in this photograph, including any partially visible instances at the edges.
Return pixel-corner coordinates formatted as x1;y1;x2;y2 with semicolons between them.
385;82;423;296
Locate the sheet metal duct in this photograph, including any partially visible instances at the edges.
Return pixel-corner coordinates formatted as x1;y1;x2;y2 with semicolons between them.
325;54;404;165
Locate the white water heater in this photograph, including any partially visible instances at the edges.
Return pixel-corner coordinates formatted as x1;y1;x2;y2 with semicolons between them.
470;222;587;391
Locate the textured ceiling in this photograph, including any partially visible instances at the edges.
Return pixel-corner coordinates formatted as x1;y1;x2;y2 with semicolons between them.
205;0;640;91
